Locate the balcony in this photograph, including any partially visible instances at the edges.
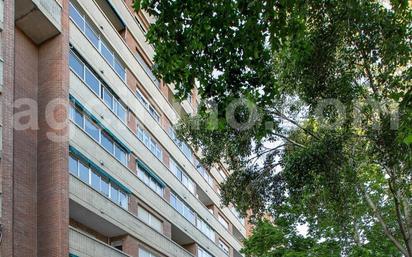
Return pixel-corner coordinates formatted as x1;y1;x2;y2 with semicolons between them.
69;175;194;257
15;0;62;44
69;227;130;257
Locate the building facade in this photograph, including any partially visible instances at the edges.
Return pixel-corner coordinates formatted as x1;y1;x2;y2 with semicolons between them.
0;0;248;257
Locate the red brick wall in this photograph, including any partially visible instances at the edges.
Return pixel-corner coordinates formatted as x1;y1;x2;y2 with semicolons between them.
122;235;139;257
13;28;39;257
1;0;16;256
36;0;70;256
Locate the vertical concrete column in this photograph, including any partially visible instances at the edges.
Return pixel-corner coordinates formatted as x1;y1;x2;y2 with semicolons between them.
1;0;15;256
36;0;69;256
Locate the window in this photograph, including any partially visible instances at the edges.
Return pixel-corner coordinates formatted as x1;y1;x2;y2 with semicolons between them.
101;41;114;65
197;218;215;241
137;126;162;159
101;177;110;197
136;88;161;123
219;240;230;255
69;100;129;165
101;132;114;153
72;106;84;128
181;143;193;162
69;154;129;209
102;87;114;109
135;50;160;87
170;159;196;194
170;193;195;224
136;89;149;108
91;170;100;190
84;67;100;95
85;22;99;48
110;184;119;203
78;161;89;183
218;214;229;230
85;117;100;142
69;52;84;78
114;144;127;165
69;2;84;30
119;191;128;209
169;127;194;162
116;100;127;123
69;155;78;176
198;247;214;257
148;106;160;123
70;50;128;122
139;248;158;257
69;2;126;81
194;158;213;185
230;207;245;225
114;58;126;80
137;163;164;197
138;207;163;232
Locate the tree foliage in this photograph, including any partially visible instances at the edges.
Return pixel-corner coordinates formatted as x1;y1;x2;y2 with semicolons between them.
135;0;412;256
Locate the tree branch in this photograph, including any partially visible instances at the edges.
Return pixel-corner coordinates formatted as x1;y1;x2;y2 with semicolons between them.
271;132;306;148
388;179;410;254
361;188;409;256
272;109;320;140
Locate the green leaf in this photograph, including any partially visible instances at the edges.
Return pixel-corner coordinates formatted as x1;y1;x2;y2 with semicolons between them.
403;134;412;145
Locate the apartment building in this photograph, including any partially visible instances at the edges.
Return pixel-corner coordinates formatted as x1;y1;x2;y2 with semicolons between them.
0;0;248;256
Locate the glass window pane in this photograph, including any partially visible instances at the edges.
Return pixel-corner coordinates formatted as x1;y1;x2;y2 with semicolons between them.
73;108;84;128
151;215;162;232
170;194;176;208
117;102;127;122
138;208;149;223
114;58;126;80
115;144;127;165
85;22;99;49
101;41;114;65
79;161;89;183
69;52;84;79
69;155;78;176
139;249;150;257
85;68;100;95
149;179;156;191
101;177;109;197
69;3;84;31
91;170;100;190
156;186;163;196
119;192;128;209
110;185;119;203
85;118;100;141
101;133;114;154
102;88;113;109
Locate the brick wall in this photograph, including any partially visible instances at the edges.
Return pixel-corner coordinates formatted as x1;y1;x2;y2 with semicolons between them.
13;27;39;257
1;0;15;256
36;0;70;256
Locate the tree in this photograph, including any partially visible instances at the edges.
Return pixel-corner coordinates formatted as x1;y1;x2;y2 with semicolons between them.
134;0;412;256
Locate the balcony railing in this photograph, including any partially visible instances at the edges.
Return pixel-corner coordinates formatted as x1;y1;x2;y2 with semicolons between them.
69;227;130;257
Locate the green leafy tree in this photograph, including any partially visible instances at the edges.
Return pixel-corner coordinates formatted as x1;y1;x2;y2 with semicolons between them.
134;0;412;256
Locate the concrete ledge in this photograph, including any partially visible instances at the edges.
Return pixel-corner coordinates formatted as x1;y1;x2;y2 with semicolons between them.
15;0;61;44
69;227;132;257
